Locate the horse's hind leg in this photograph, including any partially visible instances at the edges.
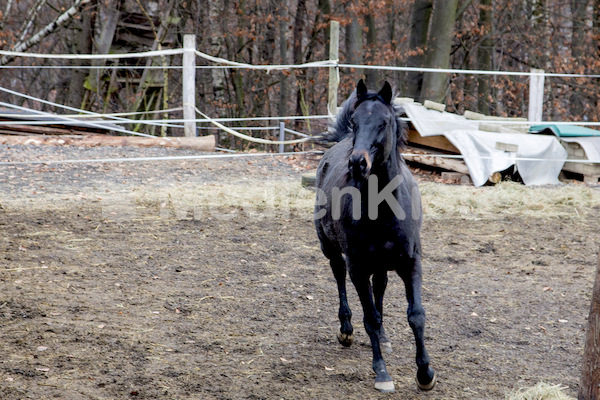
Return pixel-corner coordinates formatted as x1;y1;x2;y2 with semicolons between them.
398;255;436;390
372;272;392;354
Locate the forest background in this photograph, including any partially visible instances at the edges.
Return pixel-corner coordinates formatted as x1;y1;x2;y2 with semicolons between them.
0;0;598;141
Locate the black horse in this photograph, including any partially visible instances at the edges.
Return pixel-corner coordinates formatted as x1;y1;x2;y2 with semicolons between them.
314;80;436;393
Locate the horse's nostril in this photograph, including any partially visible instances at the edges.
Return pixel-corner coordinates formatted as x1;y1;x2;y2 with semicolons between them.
359;158;367;168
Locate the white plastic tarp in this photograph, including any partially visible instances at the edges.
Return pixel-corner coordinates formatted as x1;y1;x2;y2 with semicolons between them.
402;103;567;187
560;136;600;163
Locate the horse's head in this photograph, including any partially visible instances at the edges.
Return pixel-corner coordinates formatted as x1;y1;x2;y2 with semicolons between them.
348;79;400;181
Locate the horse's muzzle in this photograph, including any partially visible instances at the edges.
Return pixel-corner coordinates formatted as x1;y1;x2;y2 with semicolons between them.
349;150;372;180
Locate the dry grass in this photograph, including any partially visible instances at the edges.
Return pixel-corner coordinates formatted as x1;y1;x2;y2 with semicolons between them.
3;176;598;222
145;179;598;221
505;382;576;400
420;181;599;219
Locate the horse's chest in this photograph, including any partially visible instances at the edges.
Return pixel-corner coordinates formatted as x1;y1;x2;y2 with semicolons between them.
345;219;419;260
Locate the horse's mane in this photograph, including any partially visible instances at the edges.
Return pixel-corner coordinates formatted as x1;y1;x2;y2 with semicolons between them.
321;88;408;150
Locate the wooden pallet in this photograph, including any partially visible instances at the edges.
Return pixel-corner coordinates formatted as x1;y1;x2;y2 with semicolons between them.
561;141;600;183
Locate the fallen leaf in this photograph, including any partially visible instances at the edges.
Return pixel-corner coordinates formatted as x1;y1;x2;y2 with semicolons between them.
324;366;335;371
36;346;48;352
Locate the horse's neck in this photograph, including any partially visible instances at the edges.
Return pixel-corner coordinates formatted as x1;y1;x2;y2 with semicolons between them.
374;151;402;183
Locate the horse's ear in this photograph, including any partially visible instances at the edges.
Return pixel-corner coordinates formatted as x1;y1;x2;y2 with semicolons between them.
356;79;368;95
378;81;393;104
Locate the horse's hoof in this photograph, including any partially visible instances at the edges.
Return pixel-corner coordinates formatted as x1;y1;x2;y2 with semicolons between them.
381;340;392;354
416;371;436;391
337;330;354;347
375;380;395;393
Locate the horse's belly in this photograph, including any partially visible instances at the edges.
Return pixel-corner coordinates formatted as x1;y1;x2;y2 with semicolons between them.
345;224;421;265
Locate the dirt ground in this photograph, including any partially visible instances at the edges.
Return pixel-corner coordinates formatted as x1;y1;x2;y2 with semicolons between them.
1;144;599;399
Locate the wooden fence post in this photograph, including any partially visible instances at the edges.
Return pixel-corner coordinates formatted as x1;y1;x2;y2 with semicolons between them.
528;68;545;123
328;20;340;118
579;248;600;400
183;34;197;137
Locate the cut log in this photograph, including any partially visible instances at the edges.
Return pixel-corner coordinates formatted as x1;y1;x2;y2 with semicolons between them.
579;249;600;400
0;134;216;151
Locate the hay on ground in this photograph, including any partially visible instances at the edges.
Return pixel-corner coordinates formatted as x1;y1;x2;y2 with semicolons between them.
505;382;575;400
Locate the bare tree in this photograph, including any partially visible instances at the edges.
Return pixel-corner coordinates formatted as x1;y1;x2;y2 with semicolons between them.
67;0;97;109
477;0;493;114
404;0;432;99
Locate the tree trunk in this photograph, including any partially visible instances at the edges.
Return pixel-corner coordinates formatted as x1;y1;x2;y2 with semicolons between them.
278;1;288;119
293;0;307;127
208;0;226;116
420;0;458;103
404;0;432;99
67;0;96;109
364;11;378;87
232;0;246;119
477;0;493;114
579;249;600;400
345;3;363;79
569;0;591;119
317;0;331;56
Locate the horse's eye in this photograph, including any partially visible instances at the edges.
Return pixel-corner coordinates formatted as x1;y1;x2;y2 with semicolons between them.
379;121;387;130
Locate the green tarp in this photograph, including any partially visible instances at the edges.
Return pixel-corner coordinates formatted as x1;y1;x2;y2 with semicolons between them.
530;124;600;137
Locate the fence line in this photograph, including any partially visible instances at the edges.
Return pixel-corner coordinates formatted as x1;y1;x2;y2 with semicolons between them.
1;29;600;157
2;47;600;78
2;150;600;167
0;150;324;166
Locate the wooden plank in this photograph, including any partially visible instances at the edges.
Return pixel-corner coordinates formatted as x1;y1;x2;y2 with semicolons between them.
0;124;95;136
404;146;469;175
407;129;460;153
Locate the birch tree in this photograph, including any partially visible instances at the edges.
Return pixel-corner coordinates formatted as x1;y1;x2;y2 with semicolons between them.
0;0;91;65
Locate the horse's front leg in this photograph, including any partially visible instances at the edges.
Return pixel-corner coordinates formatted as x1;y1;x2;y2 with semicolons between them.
329;254;354;346
398;255;436;390
350;267;394;393
373;272;392;354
